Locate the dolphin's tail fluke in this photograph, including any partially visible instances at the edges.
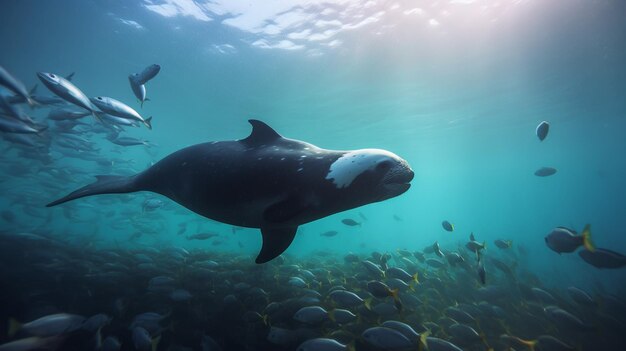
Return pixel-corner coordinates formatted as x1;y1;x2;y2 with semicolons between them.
46;175;138;207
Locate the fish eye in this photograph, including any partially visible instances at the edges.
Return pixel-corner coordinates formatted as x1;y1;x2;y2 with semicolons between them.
50;74;56;78
97;97;102;100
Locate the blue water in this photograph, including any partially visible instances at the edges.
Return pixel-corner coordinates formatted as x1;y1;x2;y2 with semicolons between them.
1;0;626;296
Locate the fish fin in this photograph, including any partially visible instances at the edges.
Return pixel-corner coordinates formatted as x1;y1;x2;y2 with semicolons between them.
95;327;102;350
46;174;138;207
8;318;22;337
151;334;161;351
328;310;336;323
28;84;38;95
451;223;455;231
263;196;309;223
144;116;153;130
255;227;297;264
65;72;75;81
364;297;372;310
413;272;419;284
389;288;399;301
241;119;282;147
27;96;39;109
419;330;431;351
582;224;595;252
346;342;356;351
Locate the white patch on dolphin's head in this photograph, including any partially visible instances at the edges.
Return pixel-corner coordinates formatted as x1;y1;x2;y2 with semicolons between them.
326;149;414;194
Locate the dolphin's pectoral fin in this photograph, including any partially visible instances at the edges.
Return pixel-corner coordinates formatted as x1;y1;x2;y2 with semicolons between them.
256;227;297;264
263;196;309;223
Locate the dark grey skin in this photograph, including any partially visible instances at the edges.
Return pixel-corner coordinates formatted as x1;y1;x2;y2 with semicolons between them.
47;120;414;263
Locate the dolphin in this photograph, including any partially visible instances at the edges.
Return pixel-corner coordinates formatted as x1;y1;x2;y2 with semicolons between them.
46;120;414;263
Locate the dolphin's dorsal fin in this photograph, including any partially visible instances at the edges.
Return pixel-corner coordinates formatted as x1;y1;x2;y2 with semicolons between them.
242;119;282;147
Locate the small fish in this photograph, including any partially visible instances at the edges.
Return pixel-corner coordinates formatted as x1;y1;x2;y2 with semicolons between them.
433;241;444;257
0;336;63;351
426;258;445;268
110;136;150;147
494;239;512;249
465;240;486;253
102;336;121;351
445;252;464;266
535;167;557;177
36;72;101;118
362;327;412;350
136;64;161;85
328;309;357;324
328;290;364;307
170;289;192;301
9;313;85;337
297;338;349;351
381;320;420;344
293;306;328;324
545;225;594;254
128;75;148;107
477;259;486;285
578;248;626;269
0;116;44;134
536;121;550;141
567;286;595;306
321;230;338;237
442;220;454;232
426;337;464;351
47;108;90;121
341;218;360;226
0;65;35;106
90;96;152;129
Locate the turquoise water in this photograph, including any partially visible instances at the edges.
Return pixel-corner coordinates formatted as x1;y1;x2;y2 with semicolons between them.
2;0;626;289
2;0;626;305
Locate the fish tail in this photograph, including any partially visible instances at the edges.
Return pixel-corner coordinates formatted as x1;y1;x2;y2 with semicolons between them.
26;96;39;109
582;224;595;252
144;116;153;130
46;174;139;207
389;288;399;301
412;272;419;285
151;334;161;351
328;310;336;323
419;330;431;351
364;297;372;310
8;318;22;337
93;111;105;123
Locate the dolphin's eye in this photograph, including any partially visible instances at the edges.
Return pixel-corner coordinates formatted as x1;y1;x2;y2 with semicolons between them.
97;97;102;100
50;74;56;78
376;160;392;171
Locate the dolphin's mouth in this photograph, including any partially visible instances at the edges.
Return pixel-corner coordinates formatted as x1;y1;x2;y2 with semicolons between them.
382;168;414;194
384;168;414;185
